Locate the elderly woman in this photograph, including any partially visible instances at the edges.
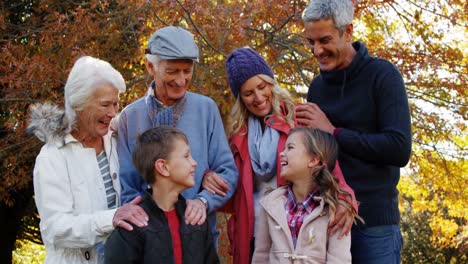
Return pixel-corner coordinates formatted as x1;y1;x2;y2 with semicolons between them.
203;48;359;264
28;56;148;264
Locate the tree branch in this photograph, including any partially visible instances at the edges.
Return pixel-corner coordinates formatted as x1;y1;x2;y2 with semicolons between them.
0;98;38;103
174;0;224;56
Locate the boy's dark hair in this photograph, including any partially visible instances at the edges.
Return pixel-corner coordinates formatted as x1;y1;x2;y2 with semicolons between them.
132;126;188;184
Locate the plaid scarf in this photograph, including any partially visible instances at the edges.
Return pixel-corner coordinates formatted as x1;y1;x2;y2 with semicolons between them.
285;185;319;248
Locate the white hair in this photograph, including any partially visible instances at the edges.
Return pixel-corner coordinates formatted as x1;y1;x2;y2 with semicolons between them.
64;56;126;127
145;54;161;67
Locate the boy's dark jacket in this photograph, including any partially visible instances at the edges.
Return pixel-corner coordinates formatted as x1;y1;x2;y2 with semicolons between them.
307;41;412;227
105;192;219;264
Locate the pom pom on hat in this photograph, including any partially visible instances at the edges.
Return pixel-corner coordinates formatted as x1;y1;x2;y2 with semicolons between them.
225;48;274;98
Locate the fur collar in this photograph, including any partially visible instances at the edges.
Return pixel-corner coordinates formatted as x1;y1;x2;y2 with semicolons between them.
27;103;72;143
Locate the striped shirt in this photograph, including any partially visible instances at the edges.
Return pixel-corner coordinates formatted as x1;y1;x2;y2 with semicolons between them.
97;150;117;209
285;185;319;248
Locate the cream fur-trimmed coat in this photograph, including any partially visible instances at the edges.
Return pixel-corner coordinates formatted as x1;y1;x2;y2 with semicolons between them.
252;186;351;264
28;103;121;264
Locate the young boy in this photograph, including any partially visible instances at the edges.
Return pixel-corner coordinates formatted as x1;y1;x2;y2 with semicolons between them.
105;126;219;264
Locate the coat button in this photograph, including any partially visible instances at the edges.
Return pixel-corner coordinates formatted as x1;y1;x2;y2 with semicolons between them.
270;119;275;124
112;173;117;180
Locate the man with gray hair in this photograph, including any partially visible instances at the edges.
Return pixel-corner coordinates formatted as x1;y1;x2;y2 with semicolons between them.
117;26;238;244
296;0;412;263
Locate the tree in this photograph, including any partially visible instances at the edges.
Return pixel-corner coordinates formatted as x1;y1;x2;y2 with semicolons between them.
400;196;468;264
1;0;466;262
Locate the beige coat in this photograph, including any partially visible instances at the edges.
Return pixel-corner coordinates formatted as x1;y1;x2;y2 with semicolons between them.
252;186;351;264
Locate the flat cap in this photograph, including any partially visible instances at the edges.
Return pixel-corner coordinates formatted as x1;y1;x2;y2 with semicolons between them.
146;26;199;61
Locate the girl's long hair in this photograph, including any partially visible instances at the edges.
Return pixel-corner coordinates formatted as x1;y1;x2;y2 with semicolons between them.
291;127;362;224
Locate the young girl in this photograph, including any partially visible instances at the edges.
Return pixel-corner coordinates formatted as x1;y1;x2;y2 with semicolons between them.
252;127;361;264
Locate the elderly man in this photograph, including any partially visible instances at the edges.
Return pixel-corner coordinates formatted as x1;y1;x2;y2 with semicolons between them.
296;0;412;263
117;26;238;242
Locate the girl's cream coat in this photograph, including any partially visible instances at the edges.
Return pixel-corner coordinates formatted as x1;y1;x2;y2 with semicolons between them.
252;186;351;264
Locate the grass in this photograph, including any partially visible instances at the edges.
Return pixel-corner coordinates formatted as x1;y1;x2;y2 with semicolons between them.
13;239;45;264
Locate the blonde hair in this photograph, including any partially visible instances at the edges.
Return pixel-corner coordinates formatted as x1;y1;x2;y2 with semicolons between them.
228;74;295;137
290;127;362;224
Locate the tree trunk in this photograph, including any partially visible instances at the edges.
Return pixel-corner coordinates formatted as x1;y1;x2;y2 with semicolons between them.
0;185;34;264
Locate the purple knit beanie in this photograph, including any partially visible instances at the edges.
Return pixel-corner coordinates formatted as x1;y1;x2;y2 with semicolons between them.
225;48;274;98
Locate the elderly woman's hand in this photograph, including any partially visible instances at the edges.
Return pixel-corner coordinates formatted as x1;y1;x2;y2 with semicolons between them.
112;196;148;231
202;170;230;197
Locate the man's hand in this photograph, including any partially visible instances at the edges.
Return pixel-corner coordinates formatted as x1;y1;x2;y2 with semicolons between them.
328;203;354;238
202;170;230;197
295;103;335;134
112;196;148;231
185;198;207;225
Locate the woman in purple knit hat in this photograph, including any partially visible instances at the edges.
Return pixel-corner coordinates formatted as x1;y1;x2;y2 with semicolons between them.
203;47;359;264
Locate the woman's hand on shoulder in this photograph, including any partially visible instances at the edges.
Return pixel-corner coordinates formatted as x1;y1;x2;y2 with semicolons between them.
113;196;148;231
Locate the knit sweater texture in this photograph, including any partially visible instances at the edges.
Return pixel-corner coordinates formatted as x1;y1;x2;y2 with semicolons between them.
307;42;412;227
117;90;238;236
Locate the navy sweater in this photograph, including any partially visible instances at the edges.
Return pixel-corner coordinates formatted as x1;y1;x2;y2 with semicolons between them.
307;42;412;227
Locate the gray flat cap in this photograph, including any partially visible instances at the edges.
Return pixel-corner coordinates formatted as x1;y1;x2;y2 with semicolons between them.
146;26;199;61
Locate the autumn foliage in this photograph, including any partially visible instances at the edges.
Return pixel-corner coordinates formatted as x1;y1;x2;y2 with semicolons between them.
1;0;467;262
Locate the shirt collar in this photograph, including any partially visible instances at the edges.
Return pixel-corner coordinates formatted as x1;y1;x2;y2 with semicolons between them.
285;184;318;214
144;81;164;106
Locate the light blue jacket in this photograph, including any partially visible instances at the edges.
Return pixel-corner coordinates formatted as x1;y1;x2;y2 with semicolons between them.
117;88;238;216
